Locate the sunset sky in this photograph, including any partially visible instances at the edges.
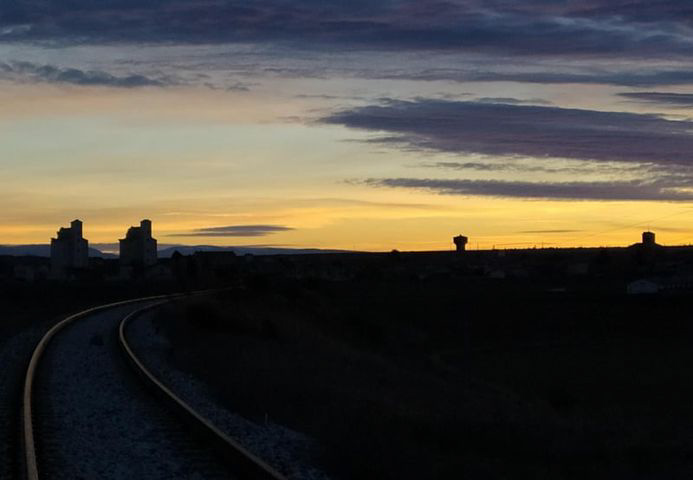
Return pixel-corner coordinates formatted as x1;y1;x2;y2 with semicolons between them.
3;1;693;251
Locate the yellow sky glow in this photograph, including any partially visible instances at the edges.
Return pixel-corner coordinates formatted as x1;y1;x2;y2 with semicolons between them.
3;81;693;251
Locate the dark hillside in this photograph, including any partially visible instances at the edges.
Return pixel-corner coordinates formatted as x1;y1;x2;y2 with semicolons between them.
156;274;693;479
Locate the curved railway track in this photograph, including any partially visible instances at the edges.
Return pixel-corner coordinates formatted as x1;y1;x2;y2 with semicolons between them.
21;293;286;480
119;303;285;480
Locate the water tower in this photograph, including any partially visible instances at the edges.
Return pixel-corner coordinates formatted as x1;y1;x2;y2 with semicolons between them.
453;235;468;252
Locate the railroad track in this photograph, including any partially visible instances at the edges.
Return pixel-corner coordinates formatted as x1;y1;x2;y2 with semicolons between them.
21;293;286;480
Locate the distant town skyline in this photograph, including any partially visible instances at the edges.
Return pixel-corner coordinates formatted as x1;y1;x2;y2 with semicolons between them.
2;218;682;256
3;1;693;250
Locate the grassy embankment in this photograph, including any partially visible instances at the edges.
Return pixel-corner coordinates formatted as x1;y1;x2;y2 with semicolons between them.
156;278;693;479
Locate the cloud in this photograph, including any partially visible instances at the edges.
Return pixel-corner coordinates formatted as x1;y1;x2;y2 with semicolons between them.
518;230;582;234
322;99;693;167
618;91;693;107
421;161;645;175
2;0;693;61
249;63;693;89
4;1;693;92
0;61;169;88
362;178;693;201
379;69;693;87
225;82;252;92
475;97;552;105
170;225;294;237
202;80;254;92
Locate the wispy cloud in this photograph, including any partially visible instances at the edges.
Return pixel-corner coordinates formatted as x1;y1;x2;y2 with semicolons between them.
421;161;645;175
169;225;294;237
377;69;693;87
518;229;582;234
0;61;170;88
618;91;693;107
475;97;552;105
362;178;693;201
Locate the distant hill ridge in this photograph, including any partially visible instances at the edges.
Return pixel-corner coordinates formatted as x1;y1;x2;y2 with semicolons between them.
0;244;350;258
157;245;351;257
0;245;114;258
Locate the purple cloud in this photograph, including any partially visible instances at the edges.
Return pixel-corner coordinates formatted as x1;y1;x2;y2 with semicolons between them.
170;225;294;237
363;178;693;201
3;0;693;61
322;99;693;166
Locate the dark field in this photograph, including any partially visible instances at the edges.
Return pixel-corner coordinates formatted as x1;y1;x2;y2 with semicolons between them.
155;277;693;479
0;277;178;339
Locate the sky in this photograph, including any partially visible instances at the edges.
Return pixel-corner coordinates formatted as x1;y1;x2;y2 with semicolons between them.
3;0;693;251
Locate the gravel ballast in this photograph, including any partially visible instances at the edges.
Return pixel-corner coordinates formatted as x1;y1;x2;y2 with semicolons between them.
126;306;331;480
34;301;235;480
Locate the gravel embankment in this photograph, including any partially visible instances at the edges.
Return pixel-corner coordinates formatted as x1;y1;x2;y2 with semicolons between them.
127;308;331;480
34;301;235;480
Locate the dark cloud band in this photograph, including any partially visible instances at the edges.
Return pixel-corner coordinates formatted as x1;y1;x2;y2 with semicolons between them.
378;69;693;88
323;99;693;166
3;0;693;61
170;225;294;237
363;178;693;201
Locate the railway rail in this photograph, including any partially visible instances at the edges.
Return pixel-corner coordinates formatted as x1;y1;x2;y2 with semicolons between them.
21;293;286;480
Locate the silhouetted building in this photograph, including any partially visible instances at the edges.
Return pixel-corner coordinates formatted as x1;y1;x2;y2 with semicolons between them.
120;219;157;267
453;235;468;252
642;231;657;247
51;219;89;277
630;231;661;251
